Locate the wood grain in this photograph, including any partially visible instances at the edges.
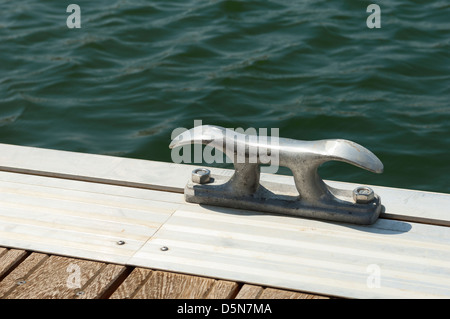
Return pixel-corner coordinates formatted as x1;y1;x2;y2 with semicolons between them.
109;267;153;299
75;263;129;299
0;251;47;298
0;146;448;298
259;287;329;299
2;255;125;299
4;255;100;298
0;248;330;299
0;248;28;279
205;280;240;299
132;270;215;299
235;284;264;299
0;142;447;225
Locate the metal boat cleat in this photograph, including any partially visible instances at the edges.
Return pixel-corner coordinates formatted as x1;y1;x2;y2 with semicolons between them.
169;125;384;225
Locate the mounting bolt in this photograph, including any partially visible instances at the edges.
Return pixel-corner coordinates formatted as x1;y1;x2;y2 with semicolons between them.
192;168;211;184
353;186;375;204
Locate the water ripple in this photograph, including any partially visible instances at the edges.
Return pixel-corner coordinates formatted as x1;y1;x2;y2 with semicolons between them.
0;0;449;192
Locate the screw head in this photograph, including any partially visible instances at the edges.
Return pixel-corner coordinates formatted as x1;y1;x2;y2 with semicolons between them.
353;186;375;204
116;240;126;245
192;168;211;184
76;291;85;296
17;280;26;285
160;246;169;251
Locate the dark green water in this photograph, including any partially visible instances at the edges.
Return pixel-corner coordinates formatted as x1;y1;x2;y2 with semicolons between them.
0;0;449;193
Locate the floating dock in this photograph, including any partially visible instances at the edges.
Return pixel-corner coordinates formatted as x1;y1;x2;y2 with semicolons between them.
0;143;449;298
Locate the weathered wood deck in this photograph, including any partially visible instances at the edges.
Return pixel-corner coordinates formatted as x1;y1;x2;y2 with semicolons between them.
0;143;449;299
0;247;327;299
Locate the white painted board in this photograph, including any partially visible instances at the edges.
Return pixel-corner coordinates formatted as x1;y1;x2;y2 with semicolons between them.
0;144;449;298
0;171;183;264
0;143;448;225
128;203;450;299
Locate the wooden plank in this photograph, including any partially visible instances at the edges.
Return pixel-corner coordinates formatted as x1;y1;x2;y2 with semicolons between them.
205;280;240;299
259;287;328;299
75;263;130;299
109;267;153;299
0;144;448;298
0;143;185;193
0;248;329;299
0;250;326;299
0;252;48;298
0;143;448;225
3;255;126;299
128;204;450;299
0;171;182;265
0;170;183;205
132;271;216;299
235;284;326;299
235;284;264;299
0;249;28;279
4;255;101;299
112;269;238;299
0;183;448;298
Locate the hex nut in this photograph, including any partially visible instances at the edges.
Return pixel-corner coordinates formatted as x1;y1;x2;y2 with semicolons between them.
353;186;375;204
191;168;211;184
